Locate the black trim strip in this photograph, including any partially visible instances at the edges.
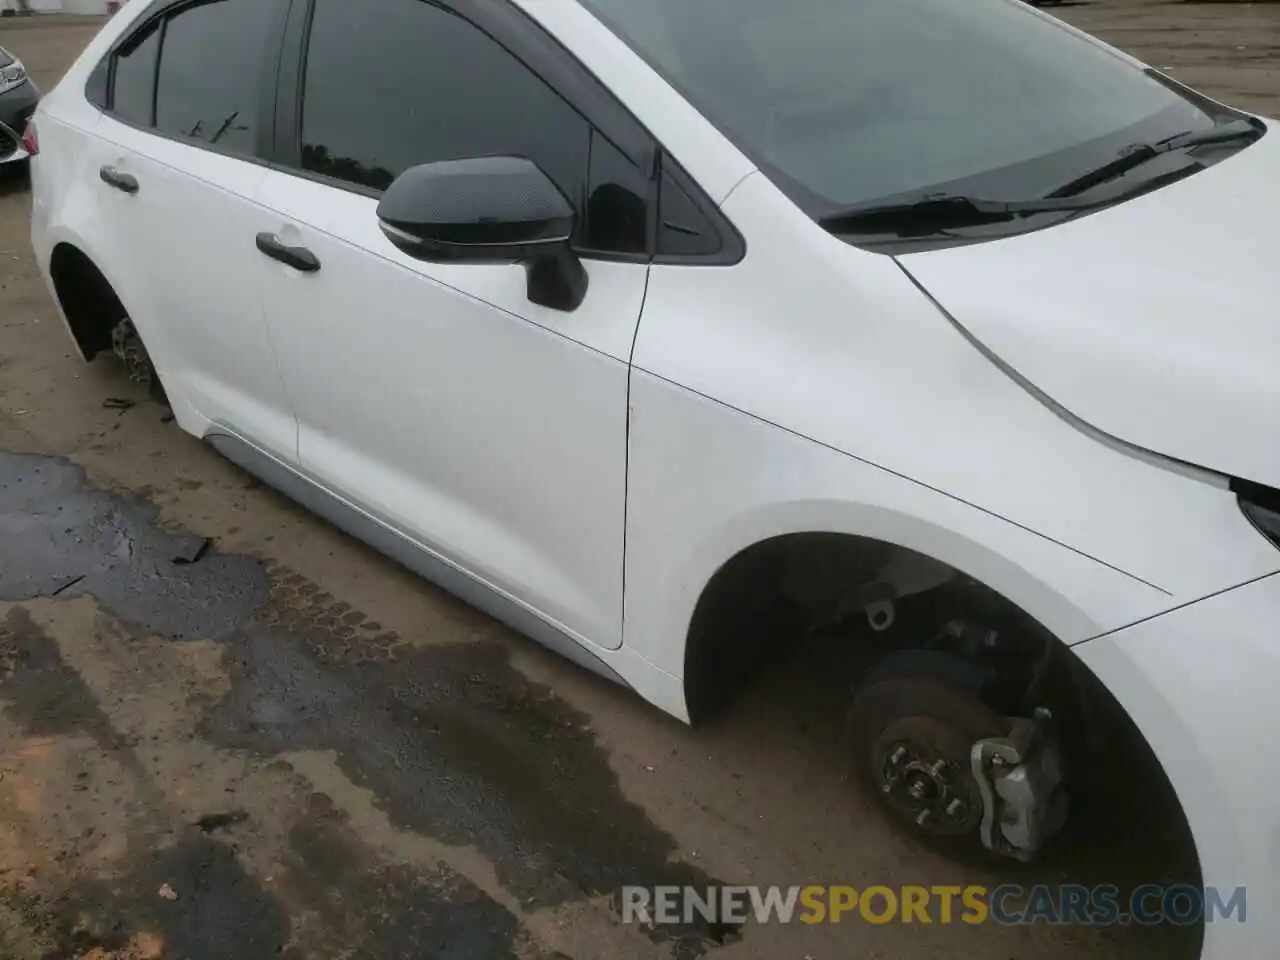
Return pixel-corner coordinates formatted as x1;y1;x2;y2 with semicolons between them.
1231;477;1280;514
270;0;310;169
655;151;745;267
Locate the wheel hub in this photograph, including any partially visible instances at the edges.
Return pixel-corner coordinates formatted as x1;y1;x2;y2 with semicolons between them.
873;733;979;834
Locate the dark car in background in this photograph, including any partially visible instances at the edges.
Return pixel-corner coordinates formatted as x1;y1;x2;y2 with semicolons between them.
0;43;39;170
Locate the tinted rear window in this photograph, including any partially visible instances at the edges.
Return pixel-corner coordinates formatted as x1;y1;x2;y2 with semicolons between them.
111;21;161;127
153;0;276;154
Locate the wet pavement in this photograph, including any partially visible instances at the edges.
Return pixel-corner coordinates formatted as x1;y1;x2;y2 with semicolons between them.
0;451;727;959
2;3;1274;958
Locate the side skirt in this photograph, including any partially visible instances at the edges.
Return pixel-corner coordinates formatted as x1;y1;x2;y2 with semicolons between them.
205;430;631;690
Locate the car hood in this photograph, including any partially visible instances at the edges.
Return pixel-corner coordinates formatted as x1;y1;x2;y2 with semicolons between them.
898;128;1280;489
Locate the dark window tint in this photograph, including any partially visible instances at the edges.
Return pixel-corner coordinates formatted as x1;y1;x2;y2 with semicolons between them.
657;171;721;258
580;0;1224;217
154;0;276;154
111;21;161;127
301;0;596;234
582;131;649;255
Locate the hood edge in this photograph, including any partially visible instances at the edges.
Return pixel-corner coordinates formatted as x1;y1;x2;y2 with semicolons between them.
892;256;1231;493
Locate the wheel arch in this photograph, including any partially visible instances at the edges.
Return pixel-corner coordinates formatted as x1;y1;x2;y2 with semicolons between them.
676;503;1109;724
679;520;1201;890
46;238;129;362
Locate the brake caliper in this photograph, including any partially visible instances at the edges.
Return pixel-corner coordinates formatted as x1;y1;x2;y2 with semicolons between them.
971;707;1068;861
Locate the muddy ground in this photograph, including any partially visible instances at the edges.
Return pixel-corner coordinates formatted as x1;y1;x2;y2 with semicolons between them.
0;2;1275;958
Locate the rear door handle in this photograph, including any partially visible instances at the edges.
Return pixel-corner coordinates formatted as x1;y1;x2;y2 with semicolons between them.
99;165;139;194
256;232;321;273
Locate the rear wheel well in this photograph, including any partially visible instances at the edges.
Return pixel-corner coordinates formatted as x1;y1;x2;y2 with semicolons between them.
49;243;125;361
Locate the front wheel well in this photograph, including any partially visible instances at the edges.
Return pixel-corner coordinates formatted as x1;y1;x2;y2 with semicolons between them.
682;532;1046;724
48;243;125;361
681;531;1133;747
682;531;1201;886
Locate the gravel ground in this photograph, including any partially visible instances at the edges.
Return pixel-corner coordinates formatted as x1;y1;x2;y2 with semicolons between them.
1;4;1274;959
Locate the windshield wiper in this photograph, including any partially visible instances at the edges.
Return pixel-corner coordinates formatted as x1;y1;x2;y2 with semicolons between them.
1044;117;1260;198
818;192;1105;235
820;118;1261;237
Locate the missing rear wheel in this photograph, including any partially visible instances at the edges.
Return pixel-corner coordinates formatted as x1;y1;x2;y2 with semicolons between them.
111;317;168;406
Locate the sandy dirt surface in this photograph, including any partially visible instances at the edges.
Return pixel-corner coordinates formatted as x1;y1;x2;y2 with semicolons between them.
0;3;1273;958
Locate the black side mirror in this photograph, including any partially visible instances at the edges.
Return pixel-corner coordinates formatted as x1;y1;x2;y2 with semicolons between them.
377;156;588;312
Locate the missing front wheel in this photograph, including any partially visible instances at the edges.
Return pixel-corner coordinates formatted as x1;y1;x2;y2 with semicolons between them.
849;670;1068;861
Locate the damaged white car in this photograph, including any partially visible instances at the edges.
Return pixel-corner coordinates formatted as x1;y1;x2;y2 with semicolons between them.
27;0;1278;955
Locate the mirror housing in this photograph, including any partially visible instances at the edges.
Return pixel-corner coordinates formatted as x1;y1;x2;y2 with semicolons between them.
377;156;588;311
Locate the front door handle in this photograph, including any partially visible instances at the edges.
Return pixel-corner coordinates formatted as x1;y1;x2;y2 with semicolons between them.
256;232;321;273
99;165;139;194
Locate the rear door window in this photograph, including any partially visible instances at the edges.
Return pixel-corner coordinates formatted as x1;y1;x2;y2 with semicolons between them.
153;0;277;154
97;0;279;157
109;20;161;127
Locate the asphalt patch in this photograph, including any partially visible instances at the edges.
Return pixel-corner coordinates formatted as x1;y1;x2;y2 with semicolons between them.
281;791;556;960
35;834;290;960
0;450;736;956
204;627;732;948
0;452;270;639
0;606;123;749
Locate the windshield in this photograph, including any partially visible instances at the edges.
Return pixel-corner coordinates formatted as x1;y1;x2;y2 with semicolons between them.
576;0;1224;217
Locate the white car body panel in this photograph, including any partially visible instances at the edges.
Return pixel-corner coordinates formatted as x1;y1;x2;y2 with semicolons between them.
25;1;1280;955
900;129;1280;491
91;116;298;460
624;366;1174;686
1076;572;1280;960
632;172;1280;607
250;168;643;651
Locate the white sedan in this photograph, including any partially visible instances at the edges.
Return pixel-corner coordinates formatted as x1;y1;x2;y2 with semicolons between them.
25;0;1279;955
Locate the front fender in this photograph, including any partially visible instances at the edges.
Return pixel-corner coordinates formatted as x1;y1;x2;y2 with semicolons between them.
622;368;1170;699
